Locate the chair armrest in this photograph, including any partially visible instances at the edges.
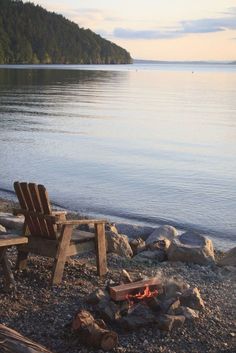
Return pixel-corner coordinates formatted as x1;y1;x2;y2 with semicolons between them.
56;219;107;226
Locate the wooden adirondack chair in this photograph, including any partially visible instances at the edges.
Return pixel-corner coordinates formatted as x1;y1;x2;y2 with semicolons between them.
13;181;107;285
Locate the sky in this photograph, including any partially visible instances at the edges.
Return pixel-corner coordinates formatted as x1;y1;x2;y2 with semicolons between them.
25;0;236;61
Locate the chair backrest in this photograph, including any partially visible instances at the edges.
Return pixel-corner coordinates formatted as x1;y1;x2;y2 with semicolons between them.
14;181;57;239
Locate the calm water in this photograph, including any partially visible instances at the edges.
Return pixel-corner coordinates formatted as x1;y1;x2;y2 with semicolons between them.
0;63;236;250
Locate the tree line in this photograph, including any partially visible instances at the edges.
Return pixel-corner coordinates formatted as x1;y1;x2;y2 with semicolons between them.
0;0;132;64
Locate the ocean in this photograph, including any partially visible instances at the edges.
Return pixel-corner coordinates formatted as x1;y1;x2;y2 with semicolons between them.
0;62;235;250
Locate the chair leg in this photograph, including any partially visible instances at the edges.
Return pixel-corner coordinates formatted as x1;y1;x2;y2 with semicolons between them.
16;251;29;270
51;224;73;285
95;223;107;276
52;255;67;285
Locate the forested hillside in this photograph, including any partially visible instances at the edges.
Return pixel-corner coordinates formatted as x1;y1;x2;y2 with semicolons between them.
0;0;132;64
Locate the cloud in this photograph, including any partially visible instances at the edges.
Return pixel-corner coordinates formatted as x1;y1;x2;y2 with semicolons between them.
60;7;124;31
113;28;183;40
222;7;236;15
113;9;236;40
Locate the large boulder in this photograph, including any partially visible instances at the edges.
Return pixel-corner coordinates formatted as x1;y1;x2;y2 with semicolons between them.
218;247;236;267
146;225;178;246
129;238;146;255
115;223;154;240
0;212;24;231
105;231;133;258
133;250;166;263
167;231;215;265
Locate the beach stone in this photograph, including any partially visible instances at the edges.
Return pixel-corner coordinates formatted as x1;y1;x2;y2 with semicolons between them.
167;299;181;315
146;225;178;246
218;247;236;267
133;250;165;263
180;287;204;310
86;289;107;305
167;231;215;265
105;223;119;234
147;238;170;252
120;304;156;330
115;223;154;240
156;315;185;331
105;231;133;258
0;224;7;234
179;306;199;320
0;212;24;231
129;238;146;255
98;298;120;322
164;279;189;300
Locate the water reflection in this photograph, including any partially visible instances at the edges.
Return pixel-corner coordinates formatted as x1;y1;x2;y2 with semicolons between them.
0;68;124;85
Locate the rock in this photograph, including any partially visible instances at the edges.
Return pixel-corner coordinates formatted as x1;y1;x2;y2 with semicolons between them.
120;304;156;330
179;306;199;320
180;287;204;310
105;231;133;258
164;279;189;300
98;298;120;322
129;238;146;255
86;289;107;305
218;247;236;267
146;297;163;313
105;223;119;234
147;239;171;252
0;212;24;231
0;224;7;234
167;231;215;265
167;299;181;315
146;225;178;245
161;298;179;313
156;315;185;331
133;250;166;263
115;223;154;240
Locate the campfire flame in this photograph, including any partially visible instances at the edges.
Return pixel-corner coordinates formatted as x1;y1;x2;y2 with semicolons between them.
126;286;158;306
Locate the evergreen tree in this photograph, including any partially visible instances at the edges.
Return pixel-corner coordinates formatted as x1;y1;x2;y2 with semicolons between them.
0;0;132;64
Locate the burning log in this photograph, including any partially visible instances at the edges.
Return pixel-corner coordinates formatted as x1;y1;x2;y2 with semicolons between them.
72;310;118;351
0;324;53;353
110;277;161;301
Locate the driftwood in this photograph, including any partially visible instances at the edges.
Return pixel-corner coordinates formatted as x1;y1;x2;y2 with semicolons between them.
72;310;118;351
0;324;53;353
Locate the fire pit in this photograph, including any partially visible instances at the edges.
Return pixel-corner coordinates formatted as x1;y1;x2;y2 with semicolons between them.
70;273;204;350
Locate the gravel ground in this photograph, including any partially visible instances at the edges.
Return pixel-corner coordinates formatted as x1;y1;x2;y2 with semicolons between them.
0;198;236;353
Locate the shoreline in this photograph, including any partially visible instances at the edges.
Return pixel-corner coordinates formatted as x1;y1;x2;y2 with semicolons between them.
0;193;234;252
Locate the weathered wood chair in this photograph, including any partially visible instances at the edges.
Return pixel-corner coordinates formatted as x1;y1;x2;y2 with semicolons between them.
13;181;107;285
